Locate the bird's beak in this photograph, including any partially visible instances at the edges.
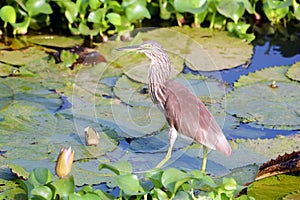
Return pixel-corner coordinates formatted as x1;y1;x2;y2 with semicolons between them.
116;44;142;52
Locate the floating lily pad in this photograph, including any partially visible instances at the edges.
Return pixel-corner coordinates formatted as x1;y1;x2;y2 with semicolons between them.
0;63;15;76
286;62;300;82
235;135;300;160
248;174;300;199
168;27;253;71
96;104;166;138
234;66;293;88
225;82;300;130
0;46;47;65
29;35;84;48
282;190;300;200
114;75;152;107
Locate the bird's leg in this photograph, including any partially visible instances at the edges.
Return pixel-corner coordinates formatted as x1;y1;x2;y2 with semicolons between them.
155;127;177;168
201;146;208;173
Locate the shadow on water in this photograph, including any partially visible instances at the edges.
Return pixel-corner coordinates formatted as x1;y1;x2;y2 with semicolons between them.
182;34;300;139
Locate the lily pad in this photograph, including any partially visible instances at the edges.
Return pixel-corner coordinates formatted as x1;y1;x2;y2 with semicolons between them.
29;35;84;48
248;174;300;199
234;66;293;88
96;104;166;138
286;62;300;82
0;63;16;76
114;75;152;107
225;82;300;130
0;46;47;66
235;135;300;160
170;27;253;71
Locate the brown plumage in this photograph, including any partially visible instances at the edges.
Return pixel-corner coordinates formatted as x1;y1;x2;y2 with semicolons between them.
117;40;231;172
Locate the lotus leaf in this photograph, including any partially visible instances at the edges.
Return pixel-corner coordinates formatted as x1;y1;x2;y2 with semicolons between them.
286;62;300;82
225;82;300;130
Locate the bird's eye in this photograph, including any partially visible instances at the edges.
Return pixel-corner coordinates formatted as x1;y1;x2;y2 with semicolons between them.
143;43;152;49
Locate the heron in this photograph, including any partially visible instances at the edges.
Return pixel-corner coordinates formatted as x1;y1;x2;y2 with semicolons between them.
117;40;232;172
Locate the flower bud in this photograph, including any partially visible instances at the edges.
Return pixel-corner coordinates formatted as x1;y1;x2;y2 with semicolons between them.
55;147;74;178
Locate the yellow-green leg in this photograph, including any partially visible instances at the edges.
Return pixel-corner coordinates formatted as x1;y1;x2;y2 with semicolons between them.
201;146;208;173
156;127;178;168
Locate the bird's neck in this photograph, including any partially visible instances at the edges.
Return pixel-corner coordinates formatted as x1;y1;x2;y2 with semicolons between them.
147;55;171;85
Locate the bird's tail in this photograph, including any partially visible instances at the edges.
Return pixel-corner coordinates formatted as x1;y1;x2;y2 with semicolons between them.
215;133;232;156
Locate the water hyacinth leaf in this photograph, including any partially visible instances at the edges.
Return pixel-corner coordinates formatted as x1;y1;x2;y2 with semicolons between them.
61;1;78;23
263;0;290;23
29;35;84;48
144;168;163;188
225;82;300;130
0;46;47;66
50;176;75;198
124;0;151;22
28;168;52;185
0;5;16;24
31;185;53;200
161;168;193;194
286;62;300;82
88;9;104;23
107;13;122;26
60;50;79;68
26;0;53;16
89;0;102;10
294;1;300;20
79;22;99;36
174;0;207;14
216;0;245;23
116;174;141;195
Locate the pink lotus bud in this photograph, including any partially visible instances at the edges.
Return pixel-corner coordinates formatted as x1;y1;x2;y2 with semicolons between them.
55;147;74;178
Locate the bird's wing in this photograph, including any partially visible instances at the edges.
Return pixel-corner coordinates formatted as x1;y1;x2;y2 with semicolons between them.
163;79;231;156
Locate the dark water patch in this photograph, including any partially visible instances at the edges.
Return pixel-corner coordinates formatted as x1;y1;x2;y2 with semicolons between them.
230;123;299;140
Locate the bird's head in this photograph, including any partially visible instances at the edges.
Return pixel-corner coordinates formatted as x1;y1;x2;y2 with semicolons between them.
117;40;166;59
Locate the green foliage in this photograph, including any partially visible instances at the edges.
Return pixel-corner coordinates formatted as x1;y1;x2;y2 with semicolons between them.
8;162;253;199
98;162;252;199
0;0;53;34
0;0;298;40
